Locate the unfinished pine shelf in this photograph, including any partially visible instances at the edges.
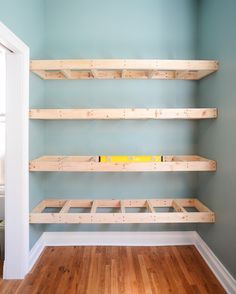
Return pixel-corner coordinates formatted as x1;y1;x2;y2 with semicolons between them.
30;59;219;80
29;155;216;172
29;108;218;120
29;198;215;224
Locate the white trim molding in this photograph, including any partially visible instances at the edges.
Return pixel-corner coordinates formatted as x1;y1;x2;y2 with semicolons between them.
29;231;236;293
28;234;45;273
44;231;195;247
0;22;28;53
194;232;236;294
0;21;29;279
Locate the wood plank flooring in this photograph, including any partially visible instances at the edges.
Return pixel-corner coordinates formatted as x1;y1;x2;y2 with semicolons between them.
0;245;225;293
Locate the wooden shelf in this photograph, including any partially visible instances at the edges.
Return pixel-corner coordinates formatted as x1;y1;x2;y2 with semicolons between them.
29;108;217;120
29;198;215;224
30;59;219;80
29;155;216;172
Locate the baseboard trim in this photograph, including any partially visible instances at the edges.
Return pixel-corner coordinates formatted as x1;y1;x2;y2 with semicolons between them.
43;231;195;246
29;231;236;293
28;234;45;273
193;232;236;294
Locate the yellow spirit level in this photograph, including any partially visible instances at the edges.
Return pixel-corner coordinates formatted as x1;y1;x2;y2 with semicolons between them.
100;155;163;163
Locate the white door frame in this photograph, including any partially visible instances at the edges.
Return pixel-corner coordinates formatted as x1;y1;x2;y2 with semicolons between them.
0;22;29;279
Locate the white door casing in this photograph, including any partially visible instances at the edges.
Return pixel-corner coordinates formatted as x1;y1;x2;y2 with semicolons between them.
0;22;29;279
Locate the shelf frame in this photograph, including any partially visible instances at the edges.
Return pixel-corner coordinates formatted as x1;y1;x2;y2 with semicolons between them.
29;155;216;172
29;198;215;224
29;108;218;120
30;59;219;80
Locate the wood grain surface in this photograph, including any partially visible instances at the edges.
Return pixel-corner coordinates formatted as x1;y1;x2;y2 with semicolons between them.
0;245;225;293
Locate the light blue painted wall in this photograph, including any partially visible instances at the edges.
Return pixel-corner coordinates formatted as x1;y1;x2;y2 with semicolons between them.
43;0;199;232
197;0;236;279
0;0;46;248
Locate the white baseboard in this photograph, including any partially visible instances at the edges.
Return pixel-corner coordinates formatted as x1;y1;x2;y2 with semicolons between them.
43;231;195;246
193;232;236;294
28;234;45;273
29;231;236;293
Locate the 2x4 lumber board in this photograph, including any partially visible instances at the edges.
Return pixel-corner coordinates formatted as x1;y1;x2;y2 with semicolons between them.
172;200;187;212
32;155;211;162
91;70;98;78
40;198;195;208
29;155;216;172
121;69;127;78
91;200;97;213
146;200;155;213
120;200;125;213
29;212;214;224
31;200;47;213
35;71;64;80
43;199;66;207
61;69;72;79
29;108;218;120
60;200;71;213
30;59;219;71
194;199;212;212
34;155;99;162
31;70;206;80
197;70;216;80
32;70;47;79
31;70;200;80
148;70;155;79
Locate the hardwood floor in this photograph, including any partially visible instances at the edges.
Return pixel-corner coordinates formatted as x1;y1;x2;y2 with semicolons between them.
0;245;225;294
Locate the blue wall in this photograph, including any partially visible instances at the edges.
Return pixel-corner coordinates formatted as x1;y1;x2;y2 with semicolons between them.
197;0;236;279
0;0;46;248
42;0;199;233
